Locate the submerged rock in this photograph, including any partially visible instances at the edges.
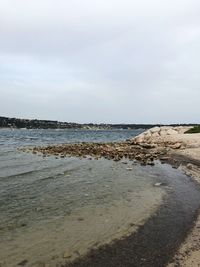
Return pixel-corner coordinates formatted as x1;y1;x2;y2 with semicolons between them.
154;183;162;187
63;251;72;259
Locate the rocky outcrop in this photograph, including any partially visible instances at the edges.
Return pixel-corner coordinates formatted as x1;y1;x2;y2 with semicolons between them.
131;126;192;149
21;141;162;166
21;126;197;167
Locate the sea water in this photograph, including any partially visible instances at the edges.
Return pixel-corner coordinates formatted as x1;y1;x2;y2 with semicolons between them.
0;129;166;266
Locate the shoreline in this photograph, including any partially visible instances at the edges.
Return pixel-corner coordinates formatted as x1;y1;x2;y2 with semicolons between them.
23;126;200;266
64;172;200;267
131;126;200;267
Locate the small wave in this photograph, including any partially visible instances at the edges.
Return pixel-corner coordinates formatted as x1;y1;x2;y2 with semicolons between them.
15;136;39;141
0;163;80;181
0;169;38;180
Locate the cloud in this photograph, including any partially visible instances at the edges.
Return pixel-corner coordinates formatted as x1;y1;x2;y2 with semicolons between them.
0;0;200;123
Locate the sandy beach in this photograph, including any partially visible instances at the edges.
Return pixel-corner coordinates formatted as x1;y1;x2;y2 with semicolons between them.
133;126;200;267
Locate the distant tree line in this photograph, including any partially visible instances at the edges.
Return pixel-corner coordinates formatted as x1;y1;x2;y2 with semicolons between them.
0;116;198;130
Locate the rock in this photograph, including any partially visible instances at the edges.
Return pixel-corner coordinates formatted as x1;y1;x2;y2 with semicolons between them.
144;131;152;138
63;251;72;258
147;161;155;166
166;129;177;135
160;130;167;136
77;217;84;221
139;143;156;149
33;263;50;267
169;143;182;149
134;137;142;143
150;126;160;133
18;260;28;266
36;207;42;212
151;132;160;138
160;156;170;160
154;182;162;187
187;163;194;170
135;154;142;160
126;167;133;171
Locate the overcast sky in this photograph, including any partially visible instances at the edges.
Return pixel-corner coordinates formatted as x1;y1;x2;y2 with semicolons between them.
0;0;200;123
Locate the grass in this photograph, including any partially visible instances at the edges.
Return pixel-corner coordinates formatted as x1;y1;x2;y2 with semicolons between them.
185;126;200;134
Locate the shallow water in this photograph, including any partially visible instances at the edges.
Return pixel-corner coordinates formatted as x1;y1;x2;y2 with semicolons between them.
0;129;199;267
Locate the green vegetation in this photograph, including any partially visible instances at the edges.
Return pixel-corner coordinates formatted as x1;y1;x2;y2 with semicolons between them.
185;126;200;134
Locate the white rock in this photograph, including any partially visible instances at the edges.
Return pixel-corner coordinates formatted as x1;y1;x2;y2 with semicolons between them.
166;129;178;135
154;182;162;187
187;163;193;170
152;132;160;138
135;136;144;143
169;143;182;149
150;127;160;133
144;132;152;139
160;129;168;136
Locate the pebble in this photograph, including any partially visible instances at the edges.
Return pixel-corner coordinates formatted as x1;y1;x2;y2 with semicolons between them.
77;217;84;221
154;183;162;187
18;260;28;266
63;251;72;259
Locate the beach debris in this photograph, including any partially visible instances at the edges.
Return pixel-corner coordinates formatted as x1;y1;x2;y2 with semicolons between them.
77;217;84;221
63;251;72;259
126;167;133;171
36;207;42;212
160;156;170;161
139;143;156;149
169;143;182;149
33;263;50;267
187;163;194;170
17;260;28;266
154;182;162;187
147;161;155;166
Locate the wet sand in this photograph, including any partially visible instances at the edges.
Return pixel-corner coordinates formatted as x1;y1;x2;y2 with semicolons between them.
63;163;200;267
133;126;200;267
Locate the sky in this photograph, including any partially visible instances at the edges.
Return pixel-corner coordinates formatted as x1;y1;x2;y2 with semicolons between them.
0;0;200;124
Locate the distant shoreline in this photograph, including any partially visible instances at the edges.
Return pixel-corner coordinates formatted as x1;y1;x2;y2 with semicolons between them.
0;116;198;130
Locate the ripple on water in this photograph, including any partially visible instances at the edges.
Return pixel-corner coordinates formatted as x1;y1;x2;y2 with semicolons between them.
1;129;199;267
0;154;165;267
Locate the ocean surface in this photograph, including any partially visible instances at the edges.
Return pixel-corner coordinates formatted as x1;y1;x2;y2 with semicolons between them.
0;128;197;267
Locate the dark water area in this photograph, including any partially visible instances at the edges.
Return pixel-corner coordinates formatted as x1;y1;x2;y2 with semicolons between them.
0;128;200;267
